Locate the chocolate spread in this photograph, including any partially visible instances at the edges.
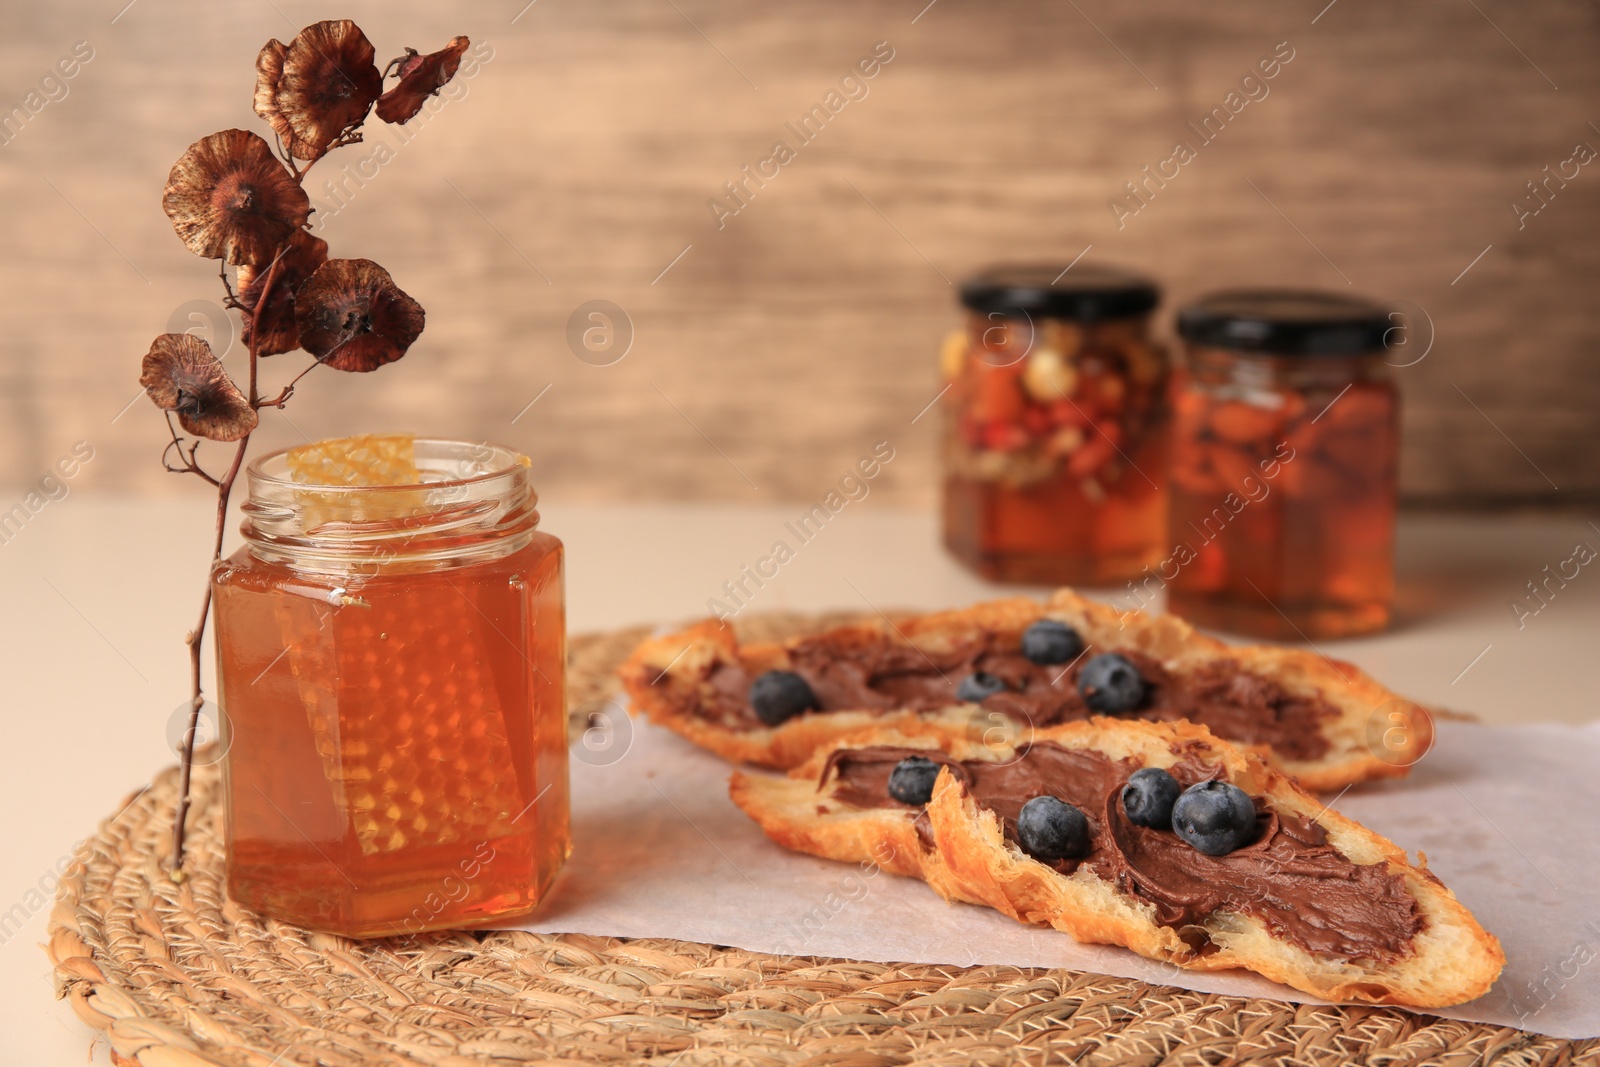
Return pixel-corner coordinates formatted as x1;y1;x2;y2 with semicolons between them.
820;743;1421;963
685;629;1335;761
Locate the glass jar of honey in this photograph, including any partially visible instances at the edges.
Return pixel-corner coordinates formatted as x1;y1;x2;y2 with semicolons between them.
1167;291;1398;639
941;264;1169;585
213;437;569;938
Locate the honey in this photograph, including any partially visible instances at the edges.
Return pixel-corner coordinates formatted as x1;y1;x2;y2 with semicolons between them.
1166;292;1398;639
213;438;568;937
941;265;1169;585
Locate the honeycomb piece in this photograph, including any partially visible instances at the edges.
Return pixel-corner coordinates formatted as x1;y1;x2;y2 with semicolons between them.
288;433;419;487
280;569;529;857
287;434;426;529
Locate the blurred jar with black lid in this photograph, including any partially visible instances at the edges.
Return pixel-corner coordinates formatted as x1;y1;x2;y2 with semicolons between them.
941;263;1169;585
1166;289;1398;639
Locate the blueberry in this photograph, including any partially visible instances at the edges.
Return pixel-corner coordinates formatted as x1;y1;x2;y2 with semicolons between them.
956;671;1008;703
1121;767;1181;830
1016;796;1091;862
1077;652;1146;714
1171;781;1258;856
887;756;941;806
1021;619;1084;665
748;670;818;726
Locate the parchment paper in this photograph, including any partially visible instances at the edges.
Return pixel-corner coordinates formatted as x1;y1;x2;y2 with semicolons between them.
507;714;1600;1039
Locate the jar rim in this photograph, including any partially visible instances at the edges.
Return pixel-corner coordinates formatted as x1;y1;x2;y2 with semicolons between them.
246;437;529;494
240;438;539;572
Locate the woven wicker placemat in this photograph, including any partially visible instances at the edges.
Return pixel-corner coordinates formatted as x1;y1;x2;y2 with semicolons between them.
47;613;1598;1067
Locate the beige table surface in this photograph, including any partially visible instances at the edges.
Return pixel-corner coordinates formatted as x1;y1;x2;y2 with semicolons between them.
3;497;1596;1063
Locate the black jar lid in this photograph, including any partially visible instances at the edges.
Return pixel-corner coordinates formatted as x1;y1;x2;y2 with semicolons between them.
959;264;1160;321
1177;289;1393;355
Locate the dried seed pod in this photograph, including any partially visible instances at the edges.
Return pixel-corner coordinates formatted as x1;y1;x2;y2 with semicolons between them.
162;129;311;265
254;20;383;160
376;36;471;125
295;258;425;372
140;334;259;441
238;230;329;357
253;39;289;144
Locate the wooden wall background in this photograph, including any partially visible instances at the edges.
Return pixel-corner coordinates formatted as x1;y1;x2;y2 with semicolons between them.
2;0;1597;508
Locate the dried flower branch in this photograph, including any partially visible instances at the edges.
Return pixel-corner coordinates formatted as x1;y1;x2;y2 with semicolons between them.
142;19;469;874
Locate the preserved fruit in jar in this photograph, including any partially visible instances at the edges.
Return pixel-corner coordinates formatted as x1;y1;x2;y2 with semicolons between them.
942;265;1169;585
1167;291;1398;639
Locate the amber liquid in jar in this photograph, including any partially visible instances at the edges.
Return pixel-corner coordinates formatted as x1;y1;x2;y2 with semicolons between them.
214;439;569;938
942;265;1169;586
1166;341;1398;639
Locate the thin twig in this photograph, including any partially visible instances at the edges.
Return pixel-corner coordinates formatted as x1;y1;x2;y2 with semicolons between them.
161;412;221;486
279;131;310;181
217;261;241;309
170;249;288;874
255;358;321;409
162;439;221;486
